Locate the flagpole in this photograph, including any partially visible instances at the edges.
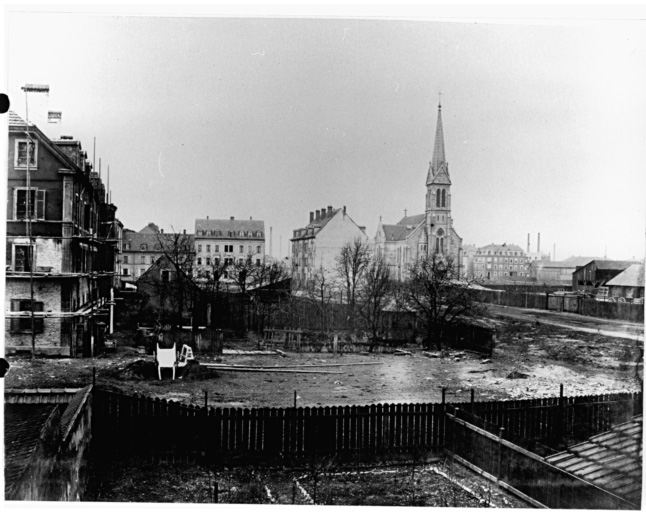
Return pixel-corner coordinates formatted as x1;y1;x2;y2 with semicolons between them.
21;84;50;358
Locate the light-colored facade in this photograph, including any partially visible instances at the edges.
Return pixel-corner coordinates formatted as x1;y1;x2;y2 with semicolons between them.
291;206;368;289
194;217;265;276
374;103;462;280
472;243;530;281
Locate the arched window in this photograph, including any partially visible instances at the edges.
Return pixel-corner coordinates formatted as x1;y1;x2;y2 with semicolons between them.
441;189;446;207
436;189;441;207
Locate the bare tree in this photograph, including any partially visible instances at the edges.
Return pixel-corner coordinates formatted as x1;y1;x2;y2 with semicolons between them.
406;253;484;350
153;229;196;325
306;265;336;333
356;254;392;352
229;257;257;295
335;238;371;332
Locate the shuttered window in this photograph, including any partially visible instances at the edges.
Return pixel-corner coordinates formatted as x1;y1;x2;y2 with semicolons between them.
10;299;44;333
15;189;46;220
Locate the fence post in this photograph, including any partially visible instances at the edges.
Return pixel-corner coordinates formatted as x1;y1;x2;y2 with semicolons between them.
558;383;565;445
470;389;475;413
497;426;505;486
545;292;549;310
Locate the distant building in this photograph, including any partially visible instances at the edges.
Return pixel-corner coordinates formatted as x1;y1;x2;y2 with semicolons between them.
605;263;645;302
472;243;530;281
529;256;599;286
5;111;120;356
290;206;368;289
572;259;638;294
121;223;194;284
374;102;462;280
461;244;478;279
194;217;265;277
525;233;550;263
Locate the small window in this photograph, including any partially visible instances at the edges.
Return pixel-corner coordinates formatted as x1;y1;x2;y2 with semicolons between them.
123;255;129;264
239;231;244;237
122;268;129;276
13;244;32;272
15;140;37;168
239;245;244;253
198;244;202;253
140;244;147;251
215;245;219;253
441;189;446;207
140;256;146;264
161;270;170;282
197;257;202;265
256;245;261;254
206;257;211;265
15;188;45;220
207;245;211;253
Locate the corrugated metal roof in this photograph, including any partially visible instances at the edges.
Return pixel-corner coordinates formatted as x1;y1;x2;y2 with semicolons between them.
592;260;637;271
545;415;642;507
606;264;645;288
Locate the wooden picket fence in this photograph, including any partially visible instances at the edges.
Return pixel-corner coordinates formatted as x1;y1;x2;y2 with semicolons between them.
91;388;642;466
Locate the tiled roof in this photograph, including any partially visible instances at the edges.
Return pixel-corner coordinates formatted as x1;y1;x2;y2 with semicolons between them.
4;404;61;496
560;256;601;267
123;231;194;250
397;213;425;226
195;218;265;237
477;243;525;253
382;224;414;242
546;416;642;507
292;209;341;239
606;263;645;288
8;110;28;127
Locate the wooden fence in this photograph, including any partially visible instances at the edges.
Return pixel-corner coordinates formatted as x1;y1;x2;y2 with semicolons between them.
445;409;638;509
475;290;644;323
91;388;642;466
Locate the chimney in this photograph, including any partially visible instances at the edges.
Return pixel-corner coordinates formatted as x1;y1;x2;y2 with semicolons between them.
310;212;314;223
270;226;273;257
230;216;234;221
321;207;326;219
527;233;530;254
206;215;209;219
250;216;252;221
327;205;333;216
183;229;186;234
316;210;321;221
343;206;346;216
538;233;541;253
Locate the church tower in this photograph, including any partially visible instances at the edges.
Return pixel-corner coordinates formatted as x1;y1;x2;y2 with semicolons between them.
425;102;461;260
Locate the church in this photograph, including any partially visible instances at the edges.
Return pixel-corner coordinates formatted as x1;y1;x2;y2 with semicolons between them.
374;102;463;280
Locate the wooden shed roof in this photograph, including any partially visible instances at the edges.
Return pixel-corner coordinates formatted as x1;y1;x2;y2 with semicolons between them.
545;415;642;507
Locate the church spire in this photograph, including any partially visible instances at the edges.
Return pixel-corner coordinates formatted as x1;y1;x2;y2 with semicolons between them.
431;102;446;174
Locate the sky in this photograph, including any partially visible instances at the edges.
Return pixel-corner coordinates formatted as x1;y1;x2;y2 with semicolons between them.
3;6;646;262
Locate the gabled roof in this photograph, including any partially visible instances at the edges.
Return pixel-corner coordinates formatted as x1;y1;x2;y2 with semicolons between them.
397;213;425;226
123;230;194;251
139;222;160;234
606;263;645;288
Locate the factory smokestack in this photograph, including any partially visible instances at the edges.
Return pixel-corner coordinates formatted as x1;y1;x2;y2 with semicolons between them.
537;233;541;253
527;233;530;254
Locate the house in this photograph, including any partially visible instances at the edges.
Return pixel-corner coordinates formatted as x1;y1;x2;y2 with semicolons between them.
5;112;120;357
290;206;368;289
120;223;194;284
529;256;598;286
136;252;205;325
373;102;462;280
472;243;530;281
605;263;645;302
194;216;265;280
572;259;638;294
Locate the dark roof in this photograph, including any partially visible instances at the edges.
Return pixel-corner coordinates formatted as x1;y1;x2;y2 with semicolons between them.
561;256;603;267
397;213;425;226
123;231;194;251
4;404;61;496
382;224;417;242
593;260;639;271
606;264;645;288
546;415;642;507
291;209;342;239
195;218;265;237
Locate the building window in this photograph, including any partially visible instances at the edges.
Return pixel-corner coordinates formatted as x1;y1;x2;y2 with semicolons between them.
140;256;146;264
206;245;211;252
123;255;129;264
198;244;202;253
15;140;38;168
239;245;244;253
14;188;46;220
125;243;130;250
150;256;155;264
197;257;202;265
10;299;44;333
436;189;441;207
139;268;145;276
123;268;129;276
256;246;261;254
161;270;170;282
206;257;211;265
215;245;219;253
13;244;32;272
441;189;446;207
256;259;261;267
239;231;244;237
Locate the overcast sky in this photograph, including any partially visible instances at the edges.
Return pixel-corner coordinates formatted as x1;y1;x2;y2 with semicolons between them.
4;8;645;261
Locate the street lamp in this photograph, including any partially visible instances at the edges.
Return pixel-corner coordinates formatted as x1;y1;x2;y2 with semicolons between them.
21;84;50;358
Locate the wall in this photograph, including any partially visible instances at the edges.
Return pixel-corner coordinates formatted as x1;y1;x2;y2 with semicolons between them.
4;279;66;354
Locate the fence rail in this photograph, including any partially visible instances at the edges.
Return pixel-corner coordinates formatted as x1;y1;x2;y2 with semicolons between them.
92;388;642;466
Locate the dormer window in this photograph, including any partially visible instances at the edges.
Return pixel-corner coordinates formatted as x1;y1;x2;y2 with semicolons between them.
239;230;244;237
140;244;147;251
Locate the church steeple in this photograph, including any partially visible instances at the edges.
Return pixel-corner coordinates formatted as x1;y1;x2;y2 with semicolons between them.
427;102;449;185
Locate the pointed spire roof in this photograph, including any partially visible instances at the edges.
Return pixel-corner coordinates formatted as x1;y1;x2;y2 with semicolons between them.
426;102;449;185
431;102;446;171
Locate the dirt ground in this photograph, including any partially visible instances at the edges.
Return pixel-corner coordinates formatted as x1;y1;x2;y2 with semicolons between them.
5;305;643;408
86;457;527;507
